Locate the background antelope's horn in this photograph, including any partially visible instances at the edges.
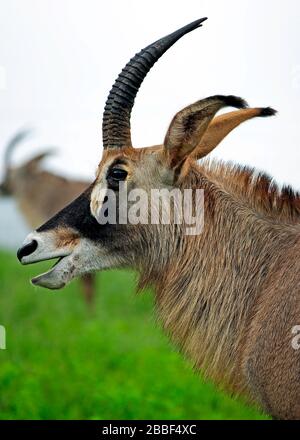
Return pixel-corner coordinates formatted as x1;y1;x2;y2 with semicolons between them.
102;17;208;150
4;128;33;171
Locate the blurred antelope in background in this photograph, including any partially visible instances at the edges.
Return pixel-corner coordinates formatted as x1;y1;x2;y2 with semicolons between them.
0;130;96;305
17;18;300;419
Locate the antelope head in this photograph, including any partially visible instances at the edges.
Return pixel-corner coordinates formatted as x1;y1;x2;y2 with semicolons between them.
0;129;32;196
0;129;54;197
17;18;275;289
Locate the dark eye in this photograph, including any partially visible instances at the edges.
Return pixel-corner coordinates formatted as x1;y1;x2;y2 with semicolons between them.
107;168;128;188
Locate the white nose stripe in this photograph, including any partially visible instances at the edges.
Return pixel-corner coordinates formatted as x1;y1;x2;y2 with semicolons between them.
18;230;71;265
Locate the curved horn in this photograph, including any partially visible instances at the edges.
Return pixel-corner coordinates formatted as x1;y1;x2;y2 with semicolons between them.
3;128;33;177
102;18;207;150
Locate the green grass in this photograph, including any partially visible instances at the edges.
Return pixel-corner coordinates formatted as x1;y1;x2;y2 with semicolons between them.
0;249;267;419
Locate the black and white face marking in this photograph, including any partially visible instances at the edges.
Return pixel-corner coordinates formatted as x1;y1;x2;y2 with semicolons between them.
37;185;108;241
17;183;126;289
90;157;130;219
16;148;175;290
16;154;137;290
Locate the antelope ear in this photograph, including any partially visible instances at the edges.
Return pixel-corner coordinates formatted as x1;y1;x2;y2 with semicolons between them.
192;107;277;160
163;95;248;167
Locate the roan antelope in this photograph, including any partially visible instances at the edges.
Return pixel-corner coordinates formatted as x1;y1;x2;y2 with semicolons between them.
17;18;300;419
0;130;96;304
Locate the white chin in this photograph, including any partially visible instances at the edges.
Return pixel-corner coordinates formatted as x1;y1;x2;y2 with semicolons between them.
31;256;73;290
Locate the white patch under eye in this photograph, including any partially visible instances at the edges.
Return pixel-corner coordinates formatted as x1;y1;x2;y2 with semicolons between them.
90;182;108;219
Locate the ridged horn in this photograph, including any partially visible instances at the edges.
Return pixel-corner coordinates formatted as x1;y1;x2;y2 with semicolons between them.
102;18;208;149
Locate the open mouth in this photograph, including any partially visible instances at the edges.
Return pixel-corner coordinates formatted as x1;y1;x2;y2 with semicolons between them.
30;255;73;290
17;232;75;290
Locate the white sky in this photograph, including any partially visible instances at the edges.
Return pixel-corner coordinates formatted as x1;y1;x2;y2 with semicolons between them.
1;0;300;188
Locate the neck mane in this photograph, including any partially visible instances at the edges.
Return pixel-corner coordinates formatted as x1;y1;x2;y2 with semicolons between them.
199;159;300;224
138;159;300;399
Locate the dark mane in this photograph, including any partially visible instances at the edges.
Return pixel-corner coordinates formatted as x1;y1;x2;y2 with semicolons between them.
199;159;300;224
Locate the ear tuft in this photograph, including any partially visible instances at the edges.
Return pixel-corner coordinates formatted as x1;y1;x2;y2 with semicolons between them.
213;95;249;110
258;107;277;117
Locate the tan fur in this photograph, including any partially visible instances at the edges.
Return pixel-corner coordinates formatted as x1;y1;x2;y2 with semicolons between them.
200;160;300;224
19;103;296;417
55;228;80;248
18;20;297;418
111;150;300;419
90;99;300;419
11;169;88;225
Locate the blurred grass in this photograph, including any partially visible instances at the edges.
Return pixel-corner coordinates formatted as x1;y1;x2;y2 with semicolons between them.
0;249;268;420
